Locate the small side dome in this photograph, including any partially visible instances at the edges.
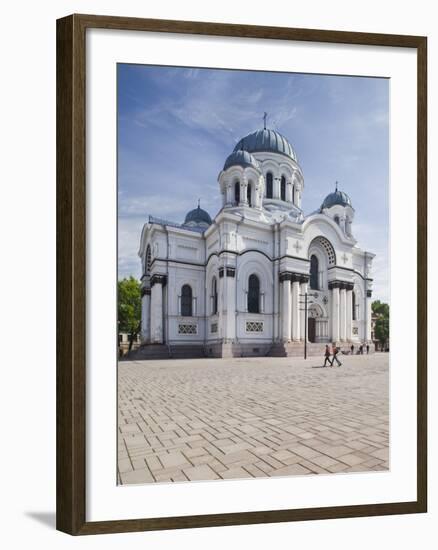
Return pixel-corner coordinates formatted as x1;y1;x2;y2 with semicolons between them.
184;205;212;227
321;186;353;210
223;150;260;172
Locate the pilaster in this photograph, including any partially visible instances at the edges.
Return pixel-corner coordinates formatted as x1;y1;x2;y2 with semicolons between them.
292;280;300;341
140;287;151;343
150;274;167;343
280;275;292;342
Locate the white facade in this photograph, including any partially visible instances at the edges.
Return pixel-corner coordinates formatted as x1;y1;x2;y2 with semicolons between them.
138;128;374;357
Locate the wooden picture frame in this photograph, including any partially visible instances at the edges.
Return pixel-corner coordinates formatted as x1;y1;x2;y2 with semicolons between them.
56;13;427;535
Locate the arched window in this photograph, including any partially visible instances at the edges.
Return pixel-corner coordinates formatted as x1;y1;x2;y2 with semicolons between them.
145;245;151;275
247;183;252;206
352;291;356;320
248;274;260;313
212;277;218;315
266;172;273;198
181;284;192;317
310;255;319;290
281;176;286;201
334;215;340;226
234;181;240;204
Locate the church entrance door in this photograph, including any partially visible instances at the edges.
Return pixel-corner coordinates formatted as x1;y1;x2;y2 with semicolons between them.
308;317;316;343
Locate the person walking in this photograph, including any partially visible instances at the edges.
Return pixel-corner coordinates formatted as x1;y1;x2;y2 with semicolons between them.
323;344;332;367
350;344;354;355
366;344;370;355
330;343;342;366
359;344;364;355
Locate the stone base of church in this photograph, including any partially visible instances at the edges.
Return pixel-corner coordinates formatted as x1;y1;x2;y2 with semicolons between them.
270;341;327;357
205;342;272;358
125;339;375;361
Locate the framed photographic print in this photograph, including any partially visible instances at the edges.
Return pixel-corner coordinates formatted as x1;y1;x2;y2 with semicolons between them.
56;14;427;535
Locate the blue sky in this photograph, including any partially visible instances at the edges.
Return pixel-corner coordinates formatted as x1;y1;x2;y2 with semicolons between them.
118;64;389;302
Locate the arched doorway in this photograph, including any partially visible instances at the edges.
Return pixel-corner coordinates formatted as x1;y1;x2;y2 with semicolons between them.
308;303;328;343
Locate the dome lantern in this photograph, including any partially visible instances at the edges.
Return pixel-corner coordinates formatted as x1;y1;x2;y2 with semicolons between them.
223;150;261;172
320;183;355;238
233;128;298;162
184;202;212;228
321;182;353;210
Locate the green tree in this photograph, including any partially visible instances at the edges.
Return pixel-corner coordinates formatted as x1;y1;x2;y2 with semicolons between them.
372;300;390;350
374;316;389;350
372;300;389;318
118;276;141;351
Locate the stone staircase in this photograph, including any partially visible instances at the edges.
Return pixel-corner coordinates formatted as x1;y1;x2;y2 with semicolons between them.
125;342;342;360
269;342;328;357
123;344;170;361
123;343;206;361
169;345;206;359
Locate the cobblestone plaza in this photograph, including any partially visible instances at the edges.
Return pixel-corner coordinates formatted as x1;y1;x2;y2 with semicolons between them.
118;354;389;484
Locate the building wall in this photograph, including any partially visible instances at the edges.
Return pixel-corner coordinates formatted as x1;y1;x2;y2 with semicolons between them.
139;210;373;351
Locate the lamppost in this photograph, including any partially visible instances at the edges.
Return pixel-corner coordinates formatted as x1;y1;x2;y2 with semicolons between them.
300;291;318;359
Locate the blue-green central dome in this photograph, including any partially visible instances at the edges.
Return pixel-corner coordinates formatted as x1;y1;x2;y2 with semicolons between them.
184;205;212;227
234;128;297;161
223;150;260;171
321;189;353;210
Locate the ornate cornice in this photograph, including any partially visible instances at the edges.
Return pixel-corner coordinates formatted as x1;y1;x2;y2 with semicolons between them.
150;274;167;287
279;271;309;284
328;264;373;282
141;287;151;297
328;280;354;291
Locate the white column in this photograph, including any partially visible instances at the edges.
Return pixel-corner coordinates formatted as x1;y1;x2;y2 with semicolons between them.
292;279;300;341
255;183;262;209
274;177;280;199
226;182;233;205
331;285;340;342
150;277;165;343
346;288;353;341
286;182;293;202
340;216;346;233
241;176;248;206
281;278;292;342
299;280;308;340
340;287;347;341
219;267;236;342
366;290;372;342
141;288;151;342
273;228;280;342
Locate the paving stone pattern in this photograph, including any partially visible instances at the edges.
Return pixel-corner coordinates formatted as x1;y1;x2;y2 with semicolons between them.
118;354;389;485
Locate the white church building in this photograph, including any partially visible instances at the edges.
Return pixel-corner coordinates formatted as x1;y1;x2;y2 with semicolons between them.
137;125;375;358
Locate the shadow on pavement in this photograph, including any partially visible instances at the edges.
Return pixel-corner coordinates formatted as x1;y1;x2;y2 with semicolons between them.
25;511;56;529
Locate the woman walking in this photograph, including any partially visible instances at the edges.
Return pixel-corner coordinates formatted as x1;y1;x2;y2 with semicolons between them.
323;344;332;367
330;343;342;366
